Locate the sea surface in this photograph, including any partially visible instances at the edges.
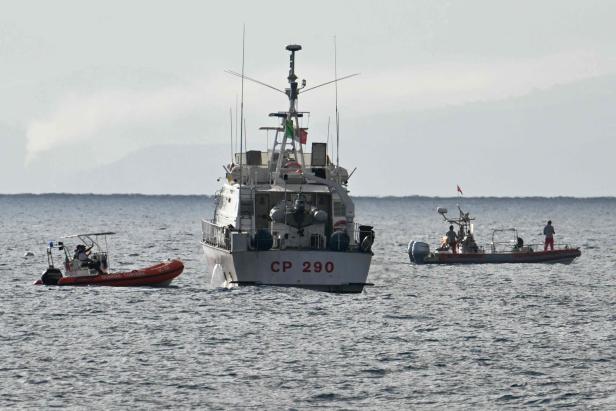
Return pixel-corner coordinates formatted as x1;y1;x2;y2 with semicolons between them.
1;194;615;409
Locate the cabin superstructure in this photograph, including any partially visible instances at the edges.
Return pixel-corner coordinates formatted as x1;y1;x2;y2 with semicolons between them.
201;44;373;293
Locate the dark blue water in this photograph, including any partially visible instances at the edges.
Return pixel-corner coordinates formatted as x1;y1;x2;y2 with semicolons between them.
1;195;615;409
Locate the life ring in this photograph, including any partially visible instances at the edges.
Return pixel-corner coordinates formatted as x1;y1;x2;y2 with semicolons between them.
333;219;347;230
283;161;303;174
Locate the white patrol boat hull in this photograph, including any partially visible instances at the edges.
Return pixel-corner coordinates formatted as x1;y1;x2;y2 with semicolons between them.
202;242;372;293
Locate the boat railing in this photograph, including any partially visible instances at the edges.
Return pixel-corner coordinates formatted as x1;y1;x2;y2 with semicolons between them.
488;241;576;253
202;220;231;250
352;222;362;248
202;220;372;252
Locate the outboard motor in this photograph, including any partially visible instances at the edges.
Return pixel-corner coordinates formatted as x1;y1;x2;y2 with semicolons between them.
410;241;430;264
41;267;63;285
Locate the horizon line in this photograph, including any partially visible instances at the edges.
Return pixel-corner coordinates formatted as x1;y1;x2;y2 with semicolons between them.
1;192;615;200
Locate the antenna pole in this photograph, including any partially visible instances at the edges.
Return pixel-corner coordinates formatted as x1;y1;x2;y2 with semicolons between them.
239;25;245;181
326;115;331;158
334;36;339;169
229;107;233;162
235;94;238;161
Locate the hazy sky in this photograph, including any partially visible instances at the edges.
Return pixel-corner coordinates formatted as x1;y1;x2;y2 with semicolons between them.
1;0;615;196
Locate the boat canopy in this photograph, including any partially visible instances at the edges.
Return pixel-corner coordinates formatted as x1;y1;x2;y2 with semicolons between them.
62;232;116;238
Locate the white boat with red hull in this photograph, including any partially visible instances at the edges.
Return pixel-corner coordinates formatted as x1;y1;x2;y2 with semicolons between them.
201;44;374;293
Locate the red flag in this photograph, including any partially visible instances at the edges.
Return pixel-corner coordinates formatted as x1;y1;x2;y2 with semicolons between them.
299;128;308;144
457;185;463;195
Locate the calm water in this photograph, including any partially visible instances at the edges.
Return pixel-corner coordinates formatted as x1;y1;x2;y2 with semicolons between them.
1;195;615;409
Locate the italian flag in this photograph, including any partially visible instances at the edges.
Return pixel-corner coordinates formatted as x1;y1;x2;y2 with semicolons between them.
285;119;294;139
284;119;307;144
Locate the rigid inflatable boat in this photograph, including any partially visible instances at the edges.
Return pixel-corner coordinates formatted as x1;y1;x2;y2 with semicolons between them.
34;232;184;286
409;207;581;265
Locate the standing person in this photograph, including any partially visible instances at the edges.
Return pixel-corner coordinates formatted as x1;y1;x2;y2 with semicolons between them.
446;225;458;254
543;220;555;251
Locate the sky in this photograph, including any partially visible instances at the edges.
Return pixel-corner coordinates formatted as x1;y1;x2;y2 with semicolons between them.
1;0;615;196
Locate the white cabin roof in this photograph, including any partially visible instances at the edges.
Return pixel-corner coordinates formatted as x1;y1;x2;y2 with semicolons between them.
62;232;116;238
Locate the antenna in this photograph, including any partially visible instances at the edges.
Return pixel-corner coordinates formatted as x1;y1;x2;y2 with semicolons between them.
229;107;233;162
239;25;246;205
300;73;359;94
235;94;238;161
224;70;285;94
334;36;339;168
326;116;331;161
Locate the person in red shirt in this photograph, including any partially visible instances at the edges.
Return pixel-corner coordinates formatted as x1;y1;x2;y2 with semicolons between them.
543;220;555;251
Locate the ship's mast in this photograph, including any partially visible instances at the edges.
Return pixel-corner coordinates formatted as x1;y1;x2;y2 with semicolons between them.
273;45;305;183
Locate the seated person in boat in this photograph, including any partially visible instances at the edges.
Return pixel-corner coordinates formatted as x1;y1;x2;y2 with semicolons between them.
513;236;524;251
446;225;458;254
74;244;92;263
74;244;101;272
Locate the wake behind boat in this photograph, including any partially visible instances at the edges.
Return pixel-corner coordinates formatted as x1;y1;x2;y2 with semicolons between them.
409;206;581;265
34;232;184;286
201;44;374;293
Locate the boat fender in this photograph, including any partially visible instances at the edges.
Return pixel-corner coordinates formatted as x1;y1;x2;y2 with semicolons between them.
253;229;274;251
360;236;373;253
408;241;415;262
41;267;63;285
328;231;350;252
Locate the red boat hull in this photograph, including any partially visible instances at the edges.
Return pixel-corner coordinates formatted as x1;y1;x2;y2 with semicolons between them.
34;259;184;286
419;249;581;265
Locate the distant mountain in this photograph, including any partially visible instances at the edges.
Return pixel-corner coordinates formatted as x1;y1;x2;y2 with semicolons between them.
6;74;616;196
343;74;616;197
77;144;230;194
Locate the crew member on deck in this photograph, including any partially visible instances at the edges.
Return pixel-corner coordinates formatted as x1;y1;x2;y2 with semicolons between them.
543;220;555;251
446;225;458;254
514;236;524;251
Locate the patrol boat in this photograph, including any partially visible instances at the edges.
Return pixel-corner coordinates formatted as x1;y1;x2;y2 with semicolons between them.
201;44;374;293
35;232;184;286
408;206;581;265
